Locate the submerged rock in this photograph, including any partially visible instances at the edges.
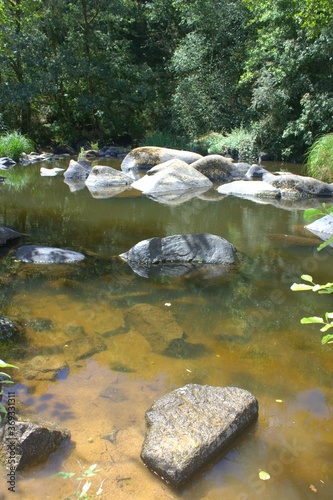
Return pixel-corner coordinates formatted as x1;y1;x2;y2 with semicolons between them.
0;415;71;470
121;146;202;173
22;355;68;381
141;384;258;488
0;316;27;343
15;245;85;264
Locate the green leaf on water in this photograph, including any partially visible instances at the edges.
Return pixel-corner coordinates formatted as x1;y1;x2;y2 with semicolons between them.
321;334;333;344
320;323;333;332
300;274;313;283
290;283;313;291
301;316;325;324
52;471;75;479
304;208;323;219
259;470;270;480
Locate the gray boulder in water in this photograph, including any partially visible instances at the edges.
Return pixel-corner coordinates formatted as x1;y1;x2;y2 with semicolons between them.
15;245;85;264
0;226;20;246
141;384;258;487
121;146;202;173
119;233;237;267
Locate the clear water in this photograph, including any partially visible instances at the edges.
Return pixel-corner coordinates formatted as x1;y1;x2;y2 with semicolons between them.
0;159;332;499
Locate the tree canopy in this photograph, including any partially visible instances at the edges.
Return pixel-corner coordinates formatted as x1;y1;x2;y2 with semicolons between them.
0;0;332;159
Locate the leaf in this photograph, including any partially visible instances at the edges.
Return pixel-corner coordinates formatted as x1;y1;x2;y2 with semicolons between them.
290;283;313;291
52;471;75;479
304;208;323;219
0;360;18;369
320;323;333;332
301;316;325;324
259;470;270;480
79;481;92;498
325;312;333;319
322;334;333;344
312;282;333;292
317;236;333;251
0;372;11;378
300;274;313;283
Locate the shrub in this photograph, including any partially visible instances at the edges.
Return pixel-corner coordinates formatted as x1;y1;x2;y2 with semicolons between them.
0;131;34;162
139;130;194;151
306;133;333;182
196;127;259;162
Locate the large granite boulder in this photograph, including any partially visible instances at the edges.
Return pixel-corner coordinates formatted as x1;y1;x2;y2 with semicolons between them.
63;159;92;180
191;155;248;183
0;415;70;470
121;146;202;173
131;160;213;194
0;226;20;246
217;180;281;199
120;233;237;268
85;165;132;189
263;172;333;198
141;384;258;488
15;245;85;264
305;215;333;245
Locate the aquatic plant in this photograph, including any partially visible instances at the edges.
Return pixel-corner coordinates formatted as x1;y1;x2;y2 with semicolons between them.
0;131;34;162
0;359;18;421
53;463;104;499
291;203;333;344
306;133;333;182
196;126;258;162
139;130;193;151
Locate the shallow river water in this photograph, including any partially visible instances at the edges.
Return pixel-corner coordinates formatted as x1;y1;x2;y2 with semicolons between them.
0;159;332;499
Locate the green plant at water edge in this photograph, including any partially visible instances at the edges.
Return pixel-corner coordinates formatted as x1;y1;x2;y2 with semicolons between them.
291;203;333;344
0;359;18;421
53;463;104;499
139;130;194;151
305;133;333;183
0;131;34;162
196;127;258;162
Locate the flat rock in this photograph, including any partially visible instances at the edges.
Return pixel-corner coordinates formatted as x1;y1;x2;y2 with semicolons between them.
217;180;280;198
22;355;69;381
141;384;258;487
120;233;236;267
131;159;213;194
121;146;202;173
0;415;70;470
15;245;85;264
0;226;20;246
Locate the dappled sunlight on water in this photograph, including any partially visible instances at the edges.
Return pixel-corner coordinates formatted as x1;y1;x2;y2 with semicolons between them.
0;160;332;499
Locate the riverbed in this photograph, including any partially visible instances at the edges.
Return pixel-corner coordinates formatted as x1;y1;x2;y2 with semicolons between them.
0;158;332;499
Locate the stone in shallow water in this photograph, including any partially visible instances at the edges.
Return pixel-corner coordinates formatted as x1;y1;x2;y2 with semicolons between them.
141;384;258;488
15;245;85;264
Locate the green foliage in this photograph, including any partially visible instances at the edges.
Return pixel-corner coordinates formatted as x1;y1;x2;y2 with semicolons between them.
196;127;258;162
0;359;18;421
291;203;333;345
305;133;333;183
53;463;104;499
139;130;193;150
0;131;34;161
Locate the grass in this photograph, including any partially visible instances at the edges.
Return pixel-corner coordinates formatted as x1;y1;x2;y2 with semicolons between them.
139;130;194;151
306;133;333;182
0;131;34;162
196;127;258;163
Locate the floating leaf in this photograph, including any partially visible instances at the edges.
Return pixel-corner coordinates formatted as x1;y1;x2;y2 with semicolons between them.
301;274;313;283
0;360;18;369
290;283;313;291
301;317;325;324
304;208;323;219
52;471;75;479
79;481;92;498
320;323;333;332
321;334;333;345
259;470;270;481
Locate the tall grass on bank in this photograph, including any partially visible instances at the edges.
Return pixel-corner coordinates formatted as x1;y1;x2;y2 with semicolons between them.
0;131;34;162
139;130;194;151
196;127;258;163
306;133;333;183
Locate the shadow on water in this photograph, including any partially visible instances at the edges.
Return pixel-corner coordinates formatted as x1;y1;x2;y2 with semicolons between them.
0;159;332;499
